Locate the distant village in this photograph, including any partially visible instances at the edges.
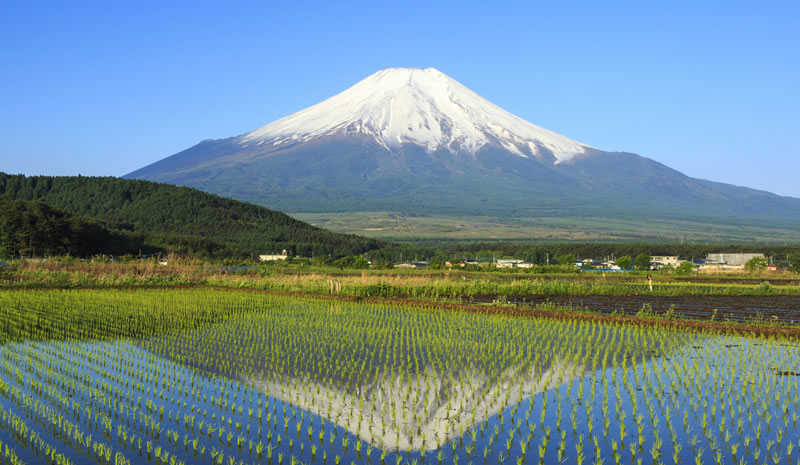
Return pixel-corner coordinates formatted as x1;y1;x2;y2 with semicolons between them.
259;250;785;273
394;253;774;272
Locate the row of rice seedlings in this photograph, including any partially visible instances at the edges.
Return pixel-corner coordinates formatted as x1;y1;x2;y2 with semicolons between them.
0;387;81;465
0;288;798;465
0;292;357;464
0;338;174;465
0;334;290;465
0;437;28;465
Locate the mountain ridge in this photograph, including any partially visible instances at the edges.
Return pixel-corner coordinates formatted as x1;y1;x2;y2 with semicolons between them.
125;67;800;233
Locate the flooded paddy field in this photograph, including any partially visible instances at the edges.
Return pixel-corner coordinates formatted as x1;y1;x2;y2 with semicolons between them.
1;288;799;465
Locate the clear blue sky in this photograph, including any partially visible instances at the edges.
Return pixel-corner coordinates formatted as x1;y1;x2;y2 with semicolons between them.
2;1;799;197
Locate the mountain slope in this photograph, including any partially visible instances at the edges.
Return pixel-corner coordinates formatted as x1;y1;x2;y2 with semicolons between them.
0;173;385;257
0;196;141;257
126;67;800;227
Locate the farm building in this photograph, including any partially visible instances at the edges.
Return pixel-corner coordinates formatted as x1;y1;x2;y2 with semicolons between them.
650;255;681;269
394;261;429;269
698;253;765;273
495;259;526;269
259;249;289;261
494;259;535;269
451;259;482;268
705;253;764;266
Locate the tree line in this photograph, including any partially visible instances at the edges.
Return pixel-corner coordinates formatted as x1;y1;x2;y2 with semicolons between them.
363;242;800;267
0;196;148;257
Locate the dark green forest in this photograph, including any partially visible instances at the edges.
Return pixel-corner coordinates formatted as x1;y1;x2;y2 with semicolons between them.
0;197;147;257
0;173;385;258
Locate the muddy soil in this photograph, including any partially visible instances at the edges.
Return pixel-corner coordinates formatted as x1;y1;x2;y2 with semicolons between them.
465;294;800;324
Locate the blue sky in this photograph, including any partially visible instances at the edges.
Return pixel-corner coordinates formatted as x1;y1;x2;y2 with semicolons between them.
2;1;799;197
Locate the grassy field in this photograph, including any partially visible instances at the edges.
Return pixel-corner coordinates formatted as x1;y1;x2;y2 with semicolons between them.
2;258;799;298
291;211;800;243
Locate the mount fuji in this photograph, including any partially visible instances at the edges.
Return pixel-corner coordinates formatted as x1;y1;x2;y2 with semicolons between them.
126;68;800;228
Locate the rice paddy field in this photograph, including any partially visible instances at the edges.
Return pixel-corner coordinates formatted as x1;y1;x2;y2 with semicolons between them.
1;288;799;465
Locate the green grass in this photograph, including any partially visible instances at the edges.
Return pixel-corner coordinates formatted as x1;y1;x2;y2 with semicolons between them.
3;260;799;298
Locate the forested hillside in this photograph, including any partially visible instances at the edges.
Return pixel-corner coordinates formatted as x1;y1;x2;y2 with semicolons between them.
0;173;385;258
0;197;145;257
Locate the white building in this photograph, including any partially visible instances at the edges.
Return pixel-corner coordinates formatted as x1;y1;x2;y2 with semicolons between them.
394;261;429;269
705;253;764;267
495;259;522;268
495;259;534;269
651;255;682;269
259;249;289;261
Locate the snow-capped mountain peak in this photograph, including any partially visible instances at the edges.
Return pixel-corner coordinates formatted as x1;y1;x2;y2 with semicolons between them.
241;67;591;163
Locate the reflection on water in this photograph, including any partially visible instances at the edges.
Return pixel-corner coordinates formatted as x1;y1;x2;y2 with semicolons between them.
250;361;580;451
142;301;675;454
